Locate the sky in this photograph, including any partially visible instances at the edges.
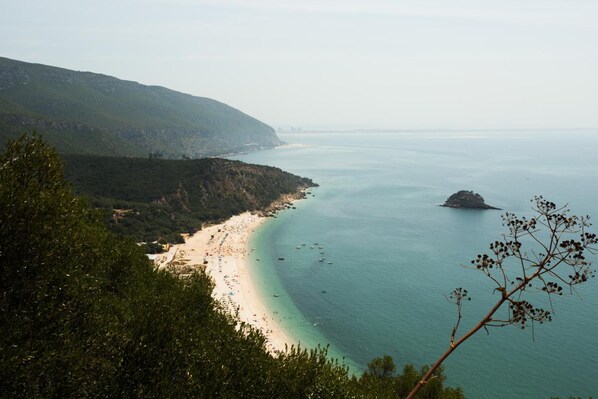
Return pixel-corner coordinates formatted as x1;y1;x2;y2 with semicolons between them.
1;0;597;129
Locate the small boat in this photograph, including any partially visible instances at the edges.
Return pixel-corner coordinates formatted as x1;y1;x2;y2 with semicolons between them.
273;294;280;297
278;257;285;261
256;258;261;261
327;262;333;265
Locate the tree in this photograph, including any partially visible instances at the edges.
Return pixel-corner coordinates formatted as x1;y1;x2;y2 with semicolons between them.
357;357;465;398
1;135;467;397
407;197;597;398
367;355;396;378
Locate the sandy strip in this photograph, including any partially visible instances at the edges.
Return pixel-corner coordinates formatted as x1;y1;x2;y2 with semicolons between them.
275;143;310;150
153;212;296;353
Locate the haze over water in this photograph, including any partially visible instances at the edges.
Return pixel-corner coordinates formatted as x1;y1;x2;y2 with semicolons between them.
234;130;598;399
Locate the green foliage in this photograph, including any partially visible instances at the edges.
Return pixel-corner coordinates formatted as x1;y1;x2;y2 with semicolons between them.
367;355;396;378
0;56;281;157
357;357;466;399
144;241;165;254
0;135;464;398
62;153;316;244
270;345;358;398
0;134;142;395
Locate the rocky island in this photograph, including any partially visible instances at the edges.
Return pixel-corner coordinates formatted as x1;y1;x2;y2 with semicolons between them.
441;190;500;210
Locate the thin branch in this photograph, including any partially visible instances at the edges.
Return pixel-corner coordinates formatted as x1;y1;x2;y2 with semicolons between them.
406;197;596;398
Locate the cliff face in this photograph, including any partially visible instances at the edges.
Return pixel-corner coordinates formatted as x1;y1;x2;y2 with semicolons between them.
0;57;282;157
441;190;500;210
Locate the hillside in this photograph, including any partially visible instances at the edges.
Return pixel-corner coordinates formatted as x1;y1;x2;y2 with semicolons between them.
0;57;282;157
63;154;316;243
1;135;466;398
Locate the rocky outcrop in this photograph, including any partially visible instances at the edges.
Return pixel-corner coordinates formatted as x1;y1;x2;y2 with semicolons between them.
441;190;500;210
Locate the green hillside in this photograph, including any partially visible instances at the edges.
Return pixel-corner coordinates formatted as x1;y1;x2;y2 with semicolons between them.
1;135;466;399
63;154;316;244
0;57;282;157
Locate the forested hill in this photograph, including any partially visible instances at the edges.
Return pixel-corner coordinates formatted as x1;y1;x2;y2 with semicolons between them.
1;132;466;399
0;56;282;157
63;154;316;243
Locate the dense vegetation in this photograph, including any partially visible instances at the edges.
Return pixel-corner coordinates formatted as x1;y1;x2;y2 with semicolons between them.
0;136;466;397
62;154;316;244
0;56;282;157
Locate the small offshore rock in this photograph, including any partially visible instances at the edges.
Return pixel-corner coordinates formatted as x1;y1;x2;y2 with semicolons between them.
441;190;500;210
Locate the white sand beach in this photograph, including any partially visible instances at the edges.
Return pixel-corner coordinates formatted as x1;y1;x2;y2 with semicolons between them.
153;212;296;353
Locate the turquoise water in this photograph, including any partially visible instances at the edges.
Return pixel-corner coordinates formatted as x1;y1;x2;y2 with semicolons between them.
234;130;598;399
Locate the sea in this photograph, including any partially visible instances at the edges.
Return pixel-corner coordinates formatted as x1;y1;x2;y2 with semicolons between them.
232;130;598;399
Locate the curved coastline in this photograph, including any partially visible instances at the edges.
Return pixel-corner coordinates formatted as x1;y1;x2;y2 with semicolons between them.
153;211;298;353
245;215;303;351
247;197;362;372
152;191;360;369
246;212;325;351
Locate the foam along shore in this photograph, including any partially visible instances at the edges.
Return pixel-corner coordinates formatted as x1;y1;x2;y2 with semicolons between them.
152;211;296;353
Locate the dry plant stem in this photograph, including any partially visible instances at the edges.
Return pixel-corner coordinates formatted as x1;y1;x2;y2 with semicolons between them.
406;197;596;399
406;282;518;399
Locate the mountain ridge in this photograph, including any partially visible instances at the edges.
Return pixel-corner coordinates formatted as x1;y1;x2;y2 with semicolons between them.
0;56;282;157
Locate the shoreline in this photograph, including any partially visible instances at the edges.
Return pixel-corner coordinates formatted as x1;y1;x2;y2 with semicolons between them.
152;210;299;353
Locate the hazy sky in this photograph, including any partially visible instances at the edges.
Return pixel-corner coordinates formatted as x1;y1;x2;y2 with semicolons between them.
2;0;597;129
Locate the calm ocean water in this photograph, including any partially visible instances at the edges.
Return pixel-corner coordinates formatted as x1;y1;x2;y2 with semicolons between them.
234;130;598;399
